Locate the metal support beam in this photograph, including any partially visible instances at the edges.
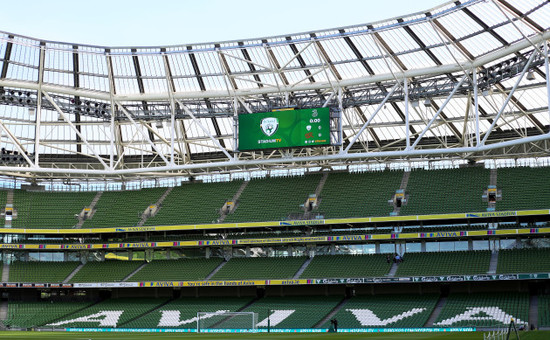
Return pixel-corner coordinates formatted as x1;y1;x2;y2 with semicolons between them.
481;49;538;145
177;100;233;160
412;75;468;149
343;83;400;153
42;91;109;169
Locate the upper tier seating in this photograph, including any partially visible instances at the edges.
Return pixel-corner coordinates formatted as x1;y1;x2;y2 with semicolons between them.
82;187;166;228
325;294;438;328
400;167;489;215
497;248;550;274
496;166;550;211
210;256;307;280
69;260;143;283
300;254;392;278
434;292;529;327
4;166;548;229
394;250;491;277
145;181;243;226
224;175;321;222
12;190;95;229
9;261;79;282
318;171;402;218
128;258;223;282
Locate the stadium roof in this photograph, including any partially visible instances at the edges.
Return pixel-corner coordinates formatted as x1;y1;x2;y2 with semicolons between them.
0;0;549;181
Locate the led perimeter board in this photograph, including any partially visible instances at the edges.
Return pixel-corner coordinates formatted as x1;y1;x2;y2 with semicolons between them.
238;107;330;151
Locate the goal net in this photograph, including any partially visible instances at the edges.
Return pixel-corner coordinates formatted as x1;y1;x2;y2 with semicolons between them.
197;311;258;332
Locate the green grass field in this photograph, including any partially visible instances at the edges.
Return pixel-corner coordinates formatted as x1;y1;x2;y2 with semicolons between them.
0;331;548;340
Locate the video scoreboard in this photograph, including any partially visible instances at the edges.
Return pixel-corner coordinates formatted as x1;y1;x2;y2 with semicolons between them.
238;107;330;151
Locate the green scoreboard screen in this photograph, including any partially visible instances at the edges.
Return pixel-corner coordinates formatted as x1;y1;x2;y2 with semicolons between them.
238;107;330;151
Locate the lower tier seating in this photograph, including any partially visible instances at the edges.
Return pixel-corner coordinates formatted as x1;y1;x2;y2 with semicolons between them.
5;301;93;328
45;298;169;328
125;297;253;329
242;296;342;329
434;292;529;328
325;294;439;328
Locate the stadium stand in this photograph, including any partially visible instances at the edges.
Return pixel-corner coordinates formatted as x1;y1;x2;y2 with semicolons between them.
69;260;144;283
11;190;96;229
9;261;80;282
210;256;307;280
82;187;166;228
496;166;550;211
400;167;489;215
300;254;392;278
434;292;529;328
243;296;342;328
224;175;321;222
5;301;94;328
124;297;253;329
145;181;243;225
128;258;223;281
394;251;491;277
497;248;550;274
317;171;402;218
324;294;438;328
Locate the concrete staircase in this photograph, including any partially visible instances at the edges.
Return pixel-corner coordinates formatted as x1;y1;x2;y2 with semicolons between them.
63;263;84;283
75;191;103;228
303;173;329;219
4;190;13;228
205;260;229;280
218;180;249;222
137;186;174;227
529;294;539;330
0;301;8;322
393;171;411;215
490;169;498;186
424;296;447;327
387;262;399;277
1;263;9;282
293;257;313;279
123;262;148;282
487;251;499;274
314;297;349;328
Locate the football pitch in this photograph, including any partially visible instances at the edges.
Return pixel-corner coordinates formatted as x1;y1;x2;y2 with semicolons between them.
0;331;548;340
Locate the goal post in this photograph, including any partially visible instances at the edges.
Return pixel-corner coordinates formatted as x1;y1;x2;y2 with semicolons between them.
197;311;258;332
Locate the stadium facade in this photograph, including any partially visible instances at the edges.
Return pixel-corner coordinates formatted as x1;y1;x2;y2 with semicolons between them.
0;0;548;333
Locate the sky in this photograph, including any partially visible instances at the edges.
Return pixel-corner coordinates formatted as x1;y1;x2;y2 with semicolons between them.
0;0;445;46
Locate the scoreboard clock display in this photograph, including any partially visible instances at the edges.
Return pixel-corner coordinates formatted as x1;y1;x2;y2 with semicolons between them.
238;107;330;151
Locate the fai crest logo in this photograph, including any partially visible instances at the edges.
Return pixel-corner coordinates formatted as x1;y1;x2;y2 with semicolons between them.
260;117;279;136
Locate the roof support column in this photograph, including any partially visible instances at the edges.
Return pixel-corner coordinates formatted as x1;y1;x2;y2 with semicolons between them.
34;42;45;166
404;77;410;150
105;50;118;170
473;69;480;146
